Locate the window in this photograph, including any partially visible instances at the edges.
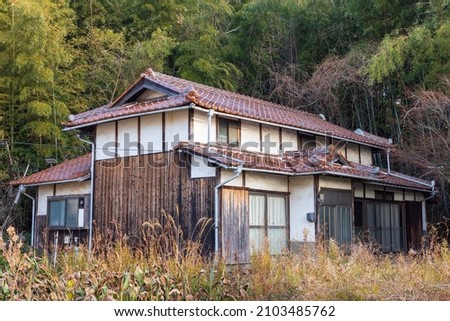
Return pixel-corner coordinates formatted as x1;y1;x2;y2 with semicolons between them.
48;196;88;229
217;118;239;146
367;202;403;252
318;189;353;247
375;191;394;201
249;193;288;255
320;205;352;246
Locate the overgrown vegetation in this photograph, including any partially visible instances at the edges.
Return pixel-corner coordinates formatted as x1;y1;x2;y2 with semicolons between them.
1;225;449;301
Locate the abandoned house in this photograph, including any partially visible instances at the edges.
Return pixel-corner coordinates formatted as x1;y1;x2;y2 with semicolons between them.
11;68;434;263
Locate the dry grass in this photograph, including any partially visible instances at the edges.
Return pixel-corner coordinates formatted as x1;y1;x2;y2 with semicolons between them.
1;221;450;301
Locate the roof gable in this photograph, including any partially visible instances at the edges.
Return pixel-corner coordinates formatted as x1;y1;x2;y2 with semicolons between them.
111;77;179;107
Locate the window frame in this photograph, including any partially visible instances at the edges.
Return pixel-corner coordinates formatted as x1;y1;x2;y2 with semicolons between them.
216;117;240;146
354;198;406;252
47;195;89;230
248;191;289;255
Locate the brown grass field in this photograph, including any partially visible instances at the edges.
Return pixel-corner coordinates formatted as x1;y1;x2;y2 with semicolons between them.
1;220;449;301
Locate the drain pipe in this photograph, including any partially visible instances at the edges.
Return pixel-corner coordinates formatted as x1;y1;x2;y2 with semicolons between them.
14;185;35;247
207;109;214;151
78;136;95;254
386;138;392;175
214;165;243;260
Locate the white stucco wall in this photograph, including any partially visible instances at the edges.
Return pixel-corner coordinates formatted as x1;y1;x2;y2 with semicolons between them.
117;118;139;157
319;177;352;190
360;145;373;166
261;124;280;155
165;110;189;150
289;176;315;242
96;122;116;160
37;185;54;216
220;169;244;187
281;128;298;152
141;113;163;153
192;109;216;144
245;172;289;192
55;181;90;195
191;155;216;178
240;120;260;152
346;143;359;163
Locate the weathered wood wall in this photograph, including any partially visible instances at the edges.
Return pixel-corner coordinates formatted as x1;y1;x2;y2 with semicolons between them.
405;201;423;251
221;187;249;264
94;152;216;251
35;215;47;253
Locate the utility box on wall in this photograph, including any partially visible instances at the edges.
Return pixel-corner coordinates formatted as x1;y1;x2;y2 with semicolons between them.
306;212;316;222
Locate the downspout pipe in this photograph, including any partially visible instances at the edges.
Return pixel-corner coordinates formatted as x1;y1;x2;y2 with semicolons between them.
78;136;95;254
15;186;35;247
214;165;243;261
207;109;214;151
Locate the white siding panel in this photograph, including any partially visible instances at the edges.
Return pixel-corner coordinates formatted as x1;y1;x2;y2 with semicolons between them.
240;120;260;152
281;128;298;152
220;169;244;187
117;118;139;157
55;181;90;196
245;172;288;192
192;109;215;144
289;176;315;242
191;155;216;178
319;177;352;190
165;110;189;150
96;122;116;160
140;114;163;154
37;185;54;216
261;124;280;155
346;143;359;163
360;145;373;166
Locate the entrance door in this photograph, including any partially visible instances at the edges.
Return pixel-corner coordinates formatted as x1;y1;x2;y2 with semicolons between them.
405;201;423;251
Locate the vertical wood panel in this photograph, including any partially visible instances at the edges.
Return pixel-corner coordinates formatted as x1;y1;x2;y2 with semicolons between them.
94;151;216;251
221;187;249;264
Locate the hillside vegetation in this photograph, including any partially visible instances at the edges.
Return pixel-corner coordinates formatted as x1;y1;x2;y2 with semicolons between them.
1;0;449;231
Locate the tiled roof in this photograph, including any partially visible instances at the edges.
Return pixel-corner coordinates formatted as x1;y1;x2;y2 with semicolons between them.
10;153;91;186
65;69;390;149
174;142;432;191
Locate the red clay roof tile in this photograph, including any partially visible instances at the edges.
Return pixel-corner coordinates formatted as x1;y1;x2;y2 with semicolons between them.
10;153;91;186
175;142;432;191
65;69;390;148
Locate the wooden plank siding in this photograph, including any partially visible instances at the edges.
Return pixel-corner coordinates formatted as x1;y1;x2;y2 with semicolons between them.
221;187;249;264
35;215;47;254
94;151;216;252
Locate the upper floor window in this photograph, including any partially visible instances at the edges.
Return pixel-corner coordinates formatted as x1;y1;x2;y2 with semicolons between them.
217;118;239;146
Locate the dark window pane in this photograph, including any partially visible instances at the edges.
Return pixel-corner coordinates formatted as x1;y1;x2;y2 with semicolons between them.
218;119;228;144
66;198;79;228
228;121;239;145
49;200;65;227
